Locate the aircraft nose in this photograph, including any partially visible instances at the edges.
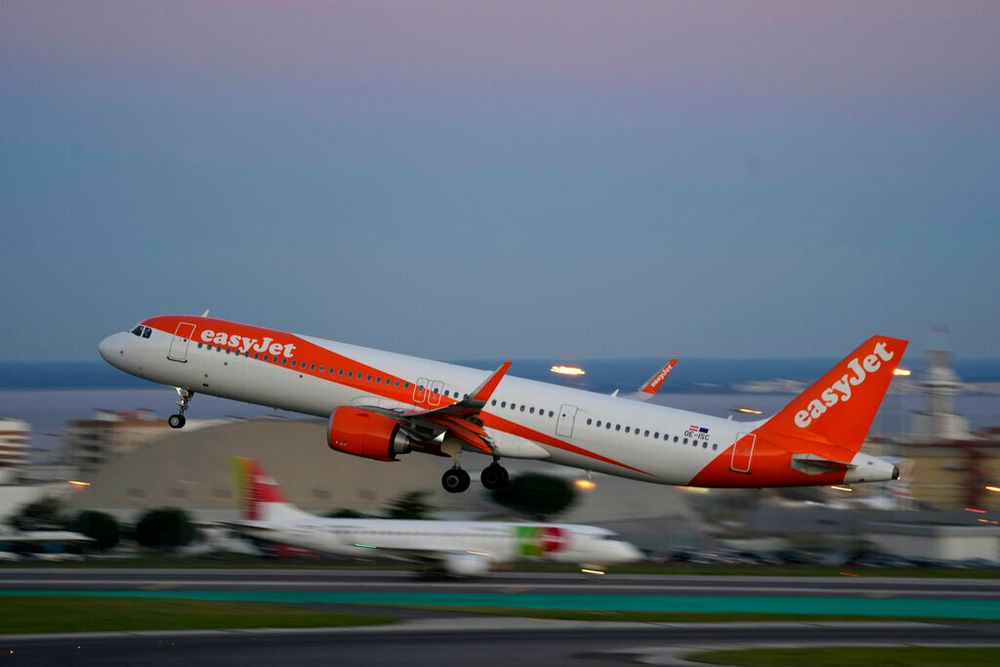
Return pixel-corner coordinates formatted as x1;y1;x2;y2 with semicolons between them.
621;543;644;564
99;333;124;365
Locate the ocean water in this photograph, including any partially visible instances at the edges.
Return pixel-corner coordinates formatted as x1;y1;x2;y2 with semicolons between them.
4;357;1000;392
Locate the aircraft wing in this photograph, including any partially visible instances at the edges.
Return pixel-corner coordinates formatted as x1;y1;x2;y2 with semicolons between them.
357;362;512;456
615;359;677;402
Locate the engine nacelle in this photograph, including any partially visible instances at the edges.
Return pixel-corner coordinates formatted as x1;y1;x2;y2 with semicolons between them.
327;406;412;462
442;552;493;576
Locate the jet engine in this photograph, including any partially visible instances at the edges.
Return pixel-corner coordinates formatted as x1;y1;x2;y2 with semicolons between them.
442;552;493;576
327;406;413;462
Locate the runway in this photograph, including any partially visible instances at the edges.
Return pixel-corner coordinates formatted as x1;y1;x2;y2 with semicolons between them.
3;620;1000;666
3;569;1000;664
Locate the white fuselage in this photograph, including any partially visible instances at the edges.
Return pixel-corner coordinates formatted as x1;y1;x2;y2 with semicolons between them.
238;514;641;568
100;316;897;487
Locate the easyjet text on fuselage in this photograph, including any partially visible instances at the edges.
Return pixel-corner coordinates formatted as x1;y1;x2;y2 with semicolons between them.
200;329;296;358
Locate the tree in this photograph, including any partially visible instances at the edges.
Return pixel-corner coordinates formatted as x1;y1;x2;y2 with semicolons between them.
73;511;119;552
6;496;66;531
135;508;195;551
489;473;577;521
325;509;369;519
382;490;435;520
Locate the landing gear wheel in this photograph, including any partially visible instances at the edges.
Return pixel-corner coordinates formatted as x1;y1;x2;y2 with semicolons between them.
170;388;193;429
480;463;509;490
442;468;471;494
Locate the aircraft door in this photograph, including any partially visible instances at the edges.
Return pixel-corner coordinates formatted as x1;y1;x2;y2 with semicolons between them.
556;404;578;437
729;432;756;473
413;377;429;404
428;380;443;406
167;322;196;363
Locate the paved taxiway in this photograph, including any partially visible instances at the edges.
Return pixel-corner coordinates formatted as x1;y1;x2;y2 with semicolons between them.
4;621;1000;666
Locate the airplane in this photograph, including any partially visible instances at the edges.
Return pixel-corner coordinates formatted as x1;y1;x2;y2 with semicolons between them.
219;457;642;575
99;315;905;493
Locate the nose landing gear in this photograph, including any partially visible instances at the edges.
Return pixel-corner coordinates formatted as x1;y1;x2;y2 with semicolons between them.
168;388;194;429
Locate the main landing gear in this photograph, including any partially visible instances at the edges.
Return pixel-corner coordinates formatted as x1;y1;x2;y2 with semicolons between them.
168;388;193;429
480;460;509;491
440;460;509;494
441;467;470;494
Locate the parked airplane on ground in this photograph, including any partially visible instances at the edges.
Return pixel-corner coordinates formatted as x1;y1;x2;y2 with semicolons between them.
100;315;905;493
220;457;641;575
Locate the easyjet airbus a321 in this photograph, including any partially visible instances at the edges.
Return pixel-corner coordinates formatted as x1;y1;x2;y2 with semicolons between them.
99;315;904;493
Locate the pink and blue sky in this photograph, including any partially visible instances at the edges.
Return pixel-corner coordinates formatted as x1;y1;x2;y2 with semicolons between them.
2;1;998;359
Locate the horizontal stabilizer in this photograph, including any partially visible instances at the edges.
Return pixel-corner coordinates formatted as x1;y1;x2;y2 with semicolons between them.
791;453;856;475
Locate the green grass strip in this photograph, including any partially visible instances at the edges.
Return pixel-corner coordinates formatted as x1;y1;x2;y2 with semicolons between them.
379;607;983;624
687;646;1000;666
0;596;395;634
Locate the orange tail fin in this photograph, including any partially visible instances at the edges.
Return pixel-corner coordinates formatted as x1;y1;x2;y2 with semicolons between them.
761;335;908;456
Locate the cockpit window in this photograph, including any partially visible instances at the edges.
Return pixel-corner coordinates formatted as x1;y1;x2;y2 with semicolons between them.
130;325;143;336
602;534;622;541
142;327;152;338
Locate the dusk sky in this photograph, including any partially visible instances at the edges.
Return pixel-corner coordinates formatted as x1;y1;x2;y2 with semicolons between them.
2;1;998;361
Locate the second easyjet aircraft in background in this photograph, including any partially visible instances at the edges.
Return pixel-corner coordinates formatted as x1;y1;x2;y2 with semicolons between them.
100;315;904;493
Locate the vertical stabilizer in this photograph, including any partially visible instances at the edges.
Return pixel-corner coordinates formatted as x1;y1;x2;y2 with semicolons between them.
231;456;310;523
759;335;908;456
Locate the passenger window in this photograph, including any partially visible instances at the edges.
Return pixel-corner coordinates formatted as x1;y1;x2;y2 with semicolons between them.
491;400;497;406
625;426;630;433
683;438;688;444
644;430;650;437
290;360;296;367
673;436;678;442
254;353;259;359
653;432;658;438
311;364;316;371
197;342;203;349
520;405;525;412
615;424;621;431
319;366;324;372
443;390;449;396
501;401;507;408
404;382;409;388
510;403;516;410
605;422;611;429
548;410;554;417
282;358;288;365
367;375;373;382
586;417;591;424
